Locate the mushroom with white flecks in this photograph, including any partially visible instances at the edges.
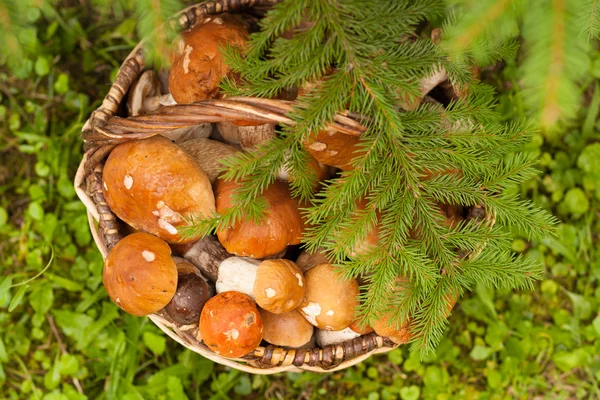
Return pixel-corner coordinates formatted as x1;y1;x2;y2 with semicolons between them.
101;136;215;243
253;259;305;314
169;14;249;103
103;232;177;316
199;291;263;358
298;263;359;330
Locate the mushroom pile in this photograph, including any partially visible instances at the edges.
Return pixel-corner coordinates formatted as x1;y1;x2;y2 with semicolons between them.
101;13;462;359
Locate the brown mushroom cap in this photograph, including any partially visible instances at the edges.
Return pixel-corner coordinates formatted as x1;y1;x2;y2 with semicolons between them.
259;309;314;348
102;136;215;244
179;138;240;183
169;14;248;104
304;130;365;170
166;258;212;325
103;232;177;316
199;291;263;358
215;179;305;258
254;259;305;314
298;263;359;331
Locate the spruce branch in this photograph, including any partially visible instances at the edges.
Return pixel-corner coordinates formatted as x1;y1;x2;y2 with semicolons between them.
179;0;557;355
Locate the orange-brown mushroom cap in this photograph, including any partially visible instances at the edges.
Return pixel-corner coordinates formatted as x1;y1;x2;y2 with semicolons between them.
304;130;365;170
298;263;359;331
259;309;314;348
102;136;215;244
103;232;178;316
253;259;305;314
169;14;248;104
215;179;306;258
199;291;263;358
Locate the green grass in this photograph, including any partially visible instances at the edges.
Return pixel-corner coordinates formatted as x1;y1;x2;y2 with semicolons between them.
1;2;600;399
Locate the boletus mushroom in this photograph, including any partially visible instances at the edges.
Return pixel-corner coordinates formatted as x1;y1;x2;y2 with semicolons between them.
103;232;177;316
165;257;212;325
254;259;305;314
199;291;263;358
169;14;249;104
298;263;359;331
304;129;366;170
215;179;305;258
102;136;215;243
259;309;314;348
179;138;239;183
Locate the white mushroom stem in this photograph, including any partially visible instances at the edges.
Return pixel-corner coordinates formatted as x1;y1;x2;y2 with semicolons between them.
216;257;260;299
315;327;361;347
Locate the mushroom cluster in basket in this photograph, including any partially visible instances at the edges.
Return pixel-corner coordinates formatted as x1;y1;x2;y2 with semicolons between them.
100;12;460;359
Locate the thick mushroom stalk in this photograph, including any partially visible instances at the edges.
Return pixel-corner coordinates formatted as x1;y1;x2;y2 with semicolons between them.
171;235;233;282
216;120;277;150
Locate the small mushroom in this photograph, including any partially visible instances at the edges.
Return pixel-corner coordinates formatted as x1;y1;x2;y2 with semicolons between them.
259;309;314;348
103;232;177;316
215;179;306;258
315;327;361;347
253;259;305;314
171;235;232;282
102;136;215;243
304;130;365;170
179;138;240;183
127;70;176;117
216;257;261;299
199;291;263;358
298;263;359;331
295;248;331;273
169;15;249;103
165;257;213;325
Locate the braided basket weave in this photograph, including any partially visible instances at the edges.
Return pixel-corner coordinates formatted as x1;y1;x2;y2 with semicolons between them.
74;0;402;374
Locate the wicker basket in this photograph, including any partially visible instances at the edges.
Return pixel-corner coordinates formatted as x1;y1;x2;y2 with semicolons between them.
74;0;403;374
